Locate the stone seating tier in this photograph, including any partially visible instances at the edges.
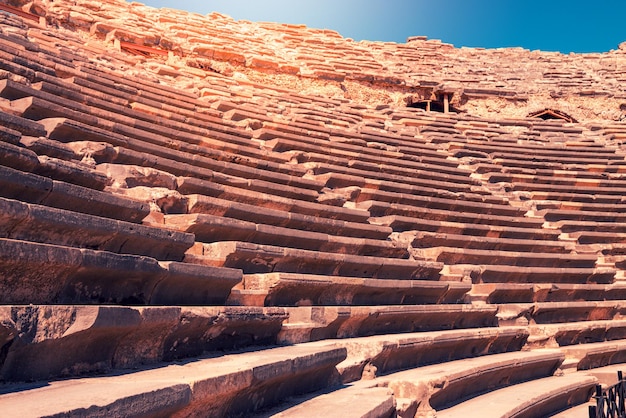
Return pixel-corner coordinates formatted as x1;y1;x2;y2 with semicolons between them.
562;340;626;371
0;165;150;223
359;200;546;229
474;282;626;304
449;139;624;160
187;241;443;280
165;213;406;258
488;172;626;191
258;128;466;173
0;304;286;382
529;190;626;205
233;272;471;306
0;343;347;418
371;215;560;240
535;200;626;214
435;374;597;418
0;238;241;305
37;73;302;165
0;197;194;261
424;246;597;269
1;82;322;194
457;264;615;284
307;162;487;197
351;350;564;416
495;301;626;326
180;194;386;238
411;230;572;253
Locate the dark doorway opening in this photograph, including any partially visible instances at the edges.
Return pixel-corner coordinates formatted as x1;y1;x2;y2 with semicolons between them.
407;93;458;113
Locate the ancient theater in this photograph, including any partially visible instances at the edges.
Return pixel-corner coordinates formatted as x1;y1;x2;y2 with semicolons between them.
1;1;626;417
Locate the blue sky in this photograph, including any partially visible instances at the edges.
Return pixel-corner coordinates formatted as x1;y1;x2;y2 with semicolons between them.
142;1;624;53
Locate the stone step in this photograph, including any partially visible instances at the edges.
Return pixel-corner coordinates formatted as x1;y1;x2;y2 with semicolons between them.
177;177;369;223
0;138;39;172
455;264;615;284
531;190;626;205
0;238;241;305
165;213;406;258
66;70;231;124
179;196;388;239
485;171;626;189
527;319;626;349
188;241;443;280
233;272;470;306
561;339;626;371
0;304;287;382
5;85;308;190
354;187;523;217
277;305;498;344
375;349;564;416
496;301;626;326
507;179;626;197
473;282;626;304
435;373;597;418
411;230;572;253
263;385;395;418
555;219;626;234
473;159;626;176
111;146;320;202
0;48;37;81
370;214;560;240
297;147;466;182
0;124;21;146
489;151;626;167
359;200;545;229
0;35;62;76
541;208;626;223
495;158;626;173
306;160;480;194
38;115;323;196
0;165;150;223
260;126;443;167
569;230;626;245
0;140;109;190
0;342;346;418
9;93;98;126
423;247;597;269
0;109;46;137
261;129;464;175
315;326;529;384
451;138;621;158
0;196;194;261
10;77;203;146
79;62;200;103
43;116;292;189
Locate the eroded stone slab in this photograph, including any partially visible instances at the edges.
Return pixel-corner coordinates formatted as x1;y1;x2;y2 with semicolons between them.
0;343;346;418
0;239;241;305
0;305;287;381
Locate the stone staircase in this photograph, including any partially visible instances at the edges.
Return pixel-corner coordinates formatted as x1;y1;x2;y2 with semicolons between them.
0;1;626;417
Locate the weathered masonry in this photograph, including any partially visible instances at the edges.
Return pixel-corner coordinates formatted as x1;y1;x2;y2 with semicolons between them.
1;1;626;417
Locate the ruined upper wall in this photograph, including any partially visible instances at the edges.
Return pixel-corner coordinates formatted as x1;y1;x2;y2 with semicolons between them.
7;0;626;122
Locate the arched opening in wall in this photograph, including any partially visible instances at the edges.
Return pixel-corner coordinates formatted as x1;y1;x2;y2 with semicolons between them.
528;109;578;123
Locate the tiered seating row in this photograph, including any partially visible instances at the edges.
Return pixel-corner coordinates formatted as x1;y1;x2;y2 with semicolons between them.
0;238;241;305
0;343;347;418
